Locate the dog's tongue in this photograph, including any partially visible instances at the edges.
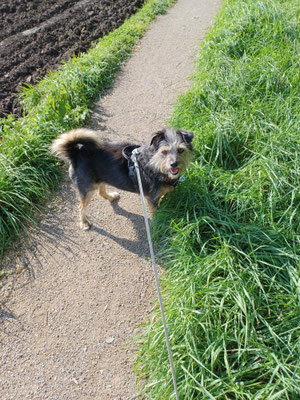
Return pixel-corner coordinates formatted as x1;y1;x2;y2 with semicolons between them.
170;167;179;175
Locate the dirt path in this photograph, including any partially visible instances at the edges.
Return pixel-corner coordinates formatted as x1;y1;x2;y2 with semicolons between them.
0;1;220;398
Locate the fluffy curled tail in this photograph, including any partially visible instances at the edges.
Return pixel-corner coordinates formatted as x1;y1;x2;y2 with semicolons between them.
51;128;102;161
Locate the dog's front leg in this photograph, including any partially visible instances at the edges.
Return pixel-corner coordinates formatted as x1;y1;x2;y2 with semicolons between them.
149;185;174;208
157;185;174;206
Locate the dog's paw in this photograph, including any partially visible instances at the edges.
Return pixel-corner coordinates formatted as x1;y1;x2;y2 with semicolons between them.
108;192;120;202
80;220;92;230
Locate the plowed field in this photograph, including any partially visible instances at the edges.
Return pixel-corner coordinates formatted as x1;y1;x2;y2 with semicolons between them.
0;0;144;117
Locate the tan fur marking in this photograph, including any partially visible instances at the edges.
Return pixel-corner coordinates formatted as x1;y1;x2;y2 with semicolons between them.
79;190;95;230
98;183;120;202
157;185;174;206
159;145;171;153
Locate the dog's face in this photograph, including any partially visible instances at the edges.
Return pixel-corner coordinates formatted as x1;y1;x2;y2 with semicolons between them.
149;128;194;179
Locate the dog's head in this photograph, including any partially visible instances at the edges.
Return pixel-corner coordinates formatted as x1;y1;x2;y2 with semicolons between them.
149;128;194;179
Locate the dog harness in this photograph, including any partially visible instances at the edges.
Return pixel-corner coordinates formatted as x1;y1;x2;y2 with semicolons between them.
122;145;141;188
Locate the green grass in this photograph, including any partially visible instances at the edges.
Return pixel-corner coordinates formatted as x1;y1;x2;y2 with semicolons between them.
136;0;300;398
0;0;176;263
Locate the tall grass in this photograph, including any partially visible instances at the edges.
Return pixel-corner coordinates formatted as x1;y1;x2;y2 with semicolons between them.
136;0;300;398
0;0;176;261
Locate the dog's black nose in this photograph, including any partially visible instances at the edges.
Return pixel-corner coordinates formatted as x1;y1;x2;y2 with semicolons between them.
170;161;178;167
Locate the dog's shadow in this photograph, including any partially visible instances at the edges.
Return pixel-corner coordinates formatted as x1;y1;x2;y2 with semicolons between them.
90;200;150;258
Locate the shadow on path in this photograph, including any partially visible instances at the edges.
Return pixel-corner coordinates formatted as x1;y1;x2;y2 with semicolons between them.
91;200;150;259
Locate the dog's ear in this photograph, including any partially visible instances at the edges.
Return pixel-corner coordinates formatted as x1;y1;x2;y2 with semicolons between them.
177;129;194;144
150;130;166;148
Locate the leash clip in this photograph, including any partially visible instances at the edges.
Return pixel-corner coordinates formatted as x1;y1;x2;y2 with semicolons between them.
122;145;140;185
132;147;139;158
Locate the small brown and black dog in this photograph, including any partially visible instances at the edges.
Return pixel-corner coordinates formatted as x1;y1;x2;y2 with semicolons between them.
51;128;194;229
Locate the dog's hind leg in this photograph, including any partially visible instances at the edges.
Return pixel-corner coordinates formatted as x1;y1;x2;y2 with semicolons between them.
98;183;120;203
79;190;95;230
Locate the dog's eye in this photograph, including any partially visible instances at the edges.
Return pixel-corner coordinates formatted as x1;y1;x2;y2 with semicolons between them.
162;150;168;156
178;148;185;154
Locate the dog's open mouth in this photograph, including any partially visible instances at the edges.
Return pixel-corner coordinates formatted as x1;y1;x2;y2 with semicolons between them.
169;167;179;175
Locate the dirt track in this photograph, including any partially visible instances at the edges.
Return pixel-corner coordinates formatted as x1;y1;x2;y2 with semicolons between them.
0;0;221;398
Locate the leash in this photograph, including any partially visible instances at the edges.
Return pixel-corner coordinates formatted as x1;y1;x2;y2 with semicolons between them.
132;148;180;400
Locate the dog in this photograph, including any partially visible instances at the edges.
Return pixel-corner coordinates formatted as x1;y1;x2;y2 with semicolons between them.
51;128;194;230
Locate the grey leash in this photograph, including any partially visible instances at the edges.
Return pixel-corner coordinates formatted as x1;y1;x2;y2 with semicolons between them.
132;149;179;400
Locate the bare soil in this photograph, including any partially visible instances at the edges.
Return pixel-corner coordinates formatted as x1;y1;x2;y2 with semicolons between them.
0;0;144;117
0;0;221;398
